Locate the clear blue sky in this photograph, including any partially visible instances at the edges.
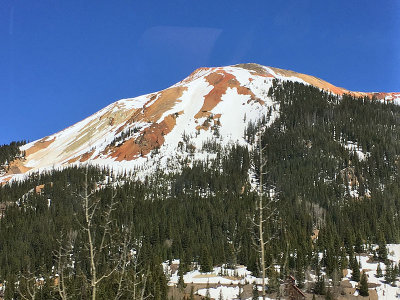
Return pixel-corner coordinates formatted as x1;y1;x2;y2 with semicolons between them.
1;0;399;144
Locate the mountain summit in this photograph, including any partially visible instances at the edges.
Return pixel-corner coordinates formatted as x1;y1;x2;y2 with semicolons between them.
2;63;399;183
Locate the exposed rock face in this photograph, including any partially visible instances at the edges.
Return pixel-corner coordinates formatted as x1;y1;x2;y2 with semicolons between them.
2;63;398;183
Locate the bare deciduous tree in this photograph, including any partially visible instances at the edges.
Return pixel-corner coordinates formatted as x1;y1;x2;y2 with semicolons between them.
17;270;39;300
250;126;279;300
56;165;144;300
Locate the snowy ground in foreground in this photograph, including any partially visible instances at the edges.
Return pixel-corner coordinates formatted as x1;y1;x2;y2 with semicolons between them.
344;244;400;299
165;244;400;300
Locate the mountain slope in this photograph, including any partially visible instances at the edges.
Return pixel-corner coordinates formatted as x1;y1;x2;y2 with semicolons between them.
2;63;399;183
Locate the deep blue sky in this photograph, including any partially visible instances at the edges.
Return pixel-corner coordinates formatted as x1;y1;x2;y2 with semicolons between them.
1;0;399;145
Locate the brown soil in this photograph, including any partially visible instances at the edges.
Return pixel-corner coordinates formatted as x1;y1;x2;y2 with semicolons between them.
35;184;45;194
270;67;350;95
6;158;31;175
67;156;80;164
268;67;398;100
25;137;56;157
235;63;275;78
0;175;12;185
110;114;177;161
195;70;263;118
181;67;214;84
79;149;95;162
142;86;187;122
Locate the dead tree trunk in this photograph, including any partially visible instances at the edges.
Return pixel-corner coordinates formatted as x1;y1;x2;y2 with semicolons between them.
258;131;267;300
252;126;279;300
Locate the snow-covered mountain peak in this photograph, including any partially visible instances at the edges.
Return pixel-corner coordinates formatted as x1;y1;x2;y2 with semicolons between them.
1;64;398;183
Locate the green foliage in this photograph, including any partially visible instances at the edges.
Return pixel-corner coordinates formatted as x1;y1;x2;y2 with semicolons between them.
384;261;398;286
267;267;280;293
359;272;369;296
0;140;26;169
252;283;259;300
177;266;186;291
376;263;383;277
314;275;326;295
1;80;400;296
377;234;388;261
351;258;360;282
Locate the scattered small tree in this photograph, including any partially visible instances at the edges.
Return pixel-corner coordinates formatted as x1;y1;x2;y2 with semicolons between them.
359;272;369;296
351;258;360;282
377;234;387;261
218;289;224;300
314;275;326;295
385;261;397;286
376;263;382;278
325;288;333;300
177;266;186;291
252;282;259;300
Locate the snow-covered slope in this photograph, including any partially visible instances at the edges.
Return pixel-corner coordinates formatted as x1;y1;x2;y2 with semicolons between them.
2;63;399;183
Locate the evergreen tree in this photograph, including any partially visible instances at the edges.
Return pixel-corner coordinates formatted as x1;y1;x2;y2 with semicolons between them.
384;261;394;285
376;263;383;278
200;247;213;273
351;258;360;282
177;266;186;291
354;233;363;254
394;264;399;279
314;275;326;295
267;268;280;293
359;272;369;296
218;289;224;300
325;288;333;300
252;283;259;300
377;234;388;261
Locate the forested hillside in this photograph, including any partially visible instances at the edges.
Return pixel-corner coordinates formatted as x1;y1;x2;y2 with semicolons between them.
0;80;399;299
0;141;26;173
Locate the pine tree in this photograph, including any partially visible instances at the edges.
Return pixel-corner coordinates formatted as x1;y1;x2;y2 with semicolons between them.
351;258;360;282
359;272;369;296
384;261;391;283
377;234;387;261
177;266;186;291
267;268;280;293
314;275;326;295
200;247;213;273
252;283;259;300
394;264;399;280
218;289;224;300
376;263;383;277
325;288;333;300
354;233;363;254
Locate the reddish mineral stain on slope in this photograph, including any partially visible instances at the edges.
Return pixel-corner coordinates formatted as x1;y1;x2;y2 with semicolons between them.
25;137;56;157
143;86;187;121
194;69;263;119
110;114;177;161
107;86;187;160
269;67;349;95
5;159;31;174
268;67;397;100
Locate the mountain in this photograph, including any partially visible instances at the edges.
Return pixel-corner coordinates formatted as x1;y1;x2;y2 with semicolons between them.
1;63;399;184
1;63;400;300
